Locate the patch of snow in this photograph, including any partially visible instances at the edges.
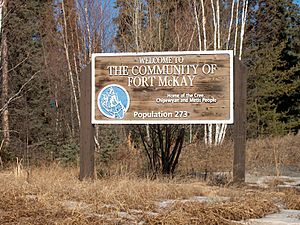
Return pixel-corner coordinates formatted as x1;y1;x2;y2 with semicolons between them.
246;175;300;189
238;210;300;225
157;195;230;209
117;211;137;220
158;199;176;208
62;200;91;213
62;200;155;223
129;209;158;217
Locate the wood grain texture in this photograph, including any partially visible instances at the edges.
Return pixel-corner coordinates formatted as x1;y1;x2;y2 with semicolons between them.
93;53;232;123
233;57;247;183
80;64;95;180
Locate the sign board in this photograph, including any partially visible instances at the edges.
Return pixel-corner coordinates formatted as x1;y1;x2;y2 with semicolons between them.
92;51;233;124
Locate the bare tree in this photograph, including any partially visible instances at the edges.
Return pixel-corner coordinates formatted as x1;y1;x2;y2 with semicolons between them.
134;0;140;51
201;0;249;146
113;0;251;155
239;0;248;60
137;125;185;176
84;0;92;57
234;0;240;55
227;0;235;49
216;0;221;49
193;0;202;51
200;0;207;50
61;0;81;129
0;0;3;34
1;0;9;150
210;0;217;50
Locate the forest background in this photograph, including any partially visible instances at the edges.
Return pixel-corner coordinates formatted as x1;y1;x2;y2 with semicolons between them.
0;0;299;176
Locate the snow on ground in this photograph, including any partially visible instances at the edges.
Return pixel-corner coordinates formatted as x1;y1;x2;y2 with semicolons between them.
61;174;300;224
242;174;300;224
157;195;230;209
238;210;300;225
246;174;300;189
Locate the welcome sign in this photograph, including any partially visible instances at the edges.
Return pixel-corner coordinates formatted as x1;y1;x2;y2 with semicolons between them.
92;51;233;124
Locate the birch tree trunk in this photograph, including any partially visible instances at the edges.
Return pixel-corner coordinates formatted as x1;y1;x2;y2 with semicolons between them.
200;0;207;50
134;0;140;51
1;0;10;150
189;124;192;143
210;0;217;51
62;0;80;127
70;91;75;136
193;0;202;51
215;123;220;146
84;1;92;57
83;34;88;63
239;0;248;60
69;17;81;97
187;25;196;50
208;124;213;147
146;124;150;141
0;0;3;34
199;0;208;146
220;124;227;144
234;0;240;55
216;0;221;49
207;0;218;147
75;19;82;67
158;18;162;51
215;0;222;145
74;0;82;63
227;0;235;49
240;0;246;58
192;0;202;144
204;124;208;145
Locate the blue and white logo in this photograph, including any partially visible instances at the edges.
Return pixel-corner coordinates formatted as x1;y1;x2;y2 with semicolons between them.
98;84;130;119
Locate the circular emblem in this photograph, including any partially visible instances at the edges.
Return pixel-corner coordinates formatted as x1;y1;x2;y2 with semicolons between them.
97;84;130;119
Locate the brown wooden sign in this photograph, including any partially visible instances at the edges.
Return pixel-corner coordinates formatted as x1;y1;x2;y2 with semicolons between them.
92;51;233;124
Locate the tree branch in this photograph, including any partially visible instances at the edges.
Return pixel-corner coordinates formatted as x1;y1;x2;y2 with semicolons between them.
0;71;40;114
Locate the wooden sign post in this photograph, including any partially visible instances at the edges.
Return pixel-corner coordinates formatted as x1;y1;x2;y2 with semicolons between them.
233;58;247;183
79;64;95;180
79;52;247;182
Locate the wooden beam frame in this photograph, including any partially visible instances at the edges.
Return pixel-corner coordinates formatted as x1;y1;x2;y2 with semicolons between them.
79;57;247;182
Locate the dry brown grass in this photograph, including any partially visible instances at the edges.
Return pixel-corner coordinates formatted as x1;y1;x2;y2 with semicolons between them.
246;134;300;174
267;178;286;187
0;191;93;225
178;141;234;175
142;197;278;225
0;164;292;224
0;134;299;224
284;189;300;210
0;165;210;224
178;134;300;176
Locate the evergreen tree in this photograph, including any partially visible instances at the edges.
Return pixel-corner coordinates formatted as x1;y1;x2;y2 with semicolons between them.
3;0;53;160
245;0;300;137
